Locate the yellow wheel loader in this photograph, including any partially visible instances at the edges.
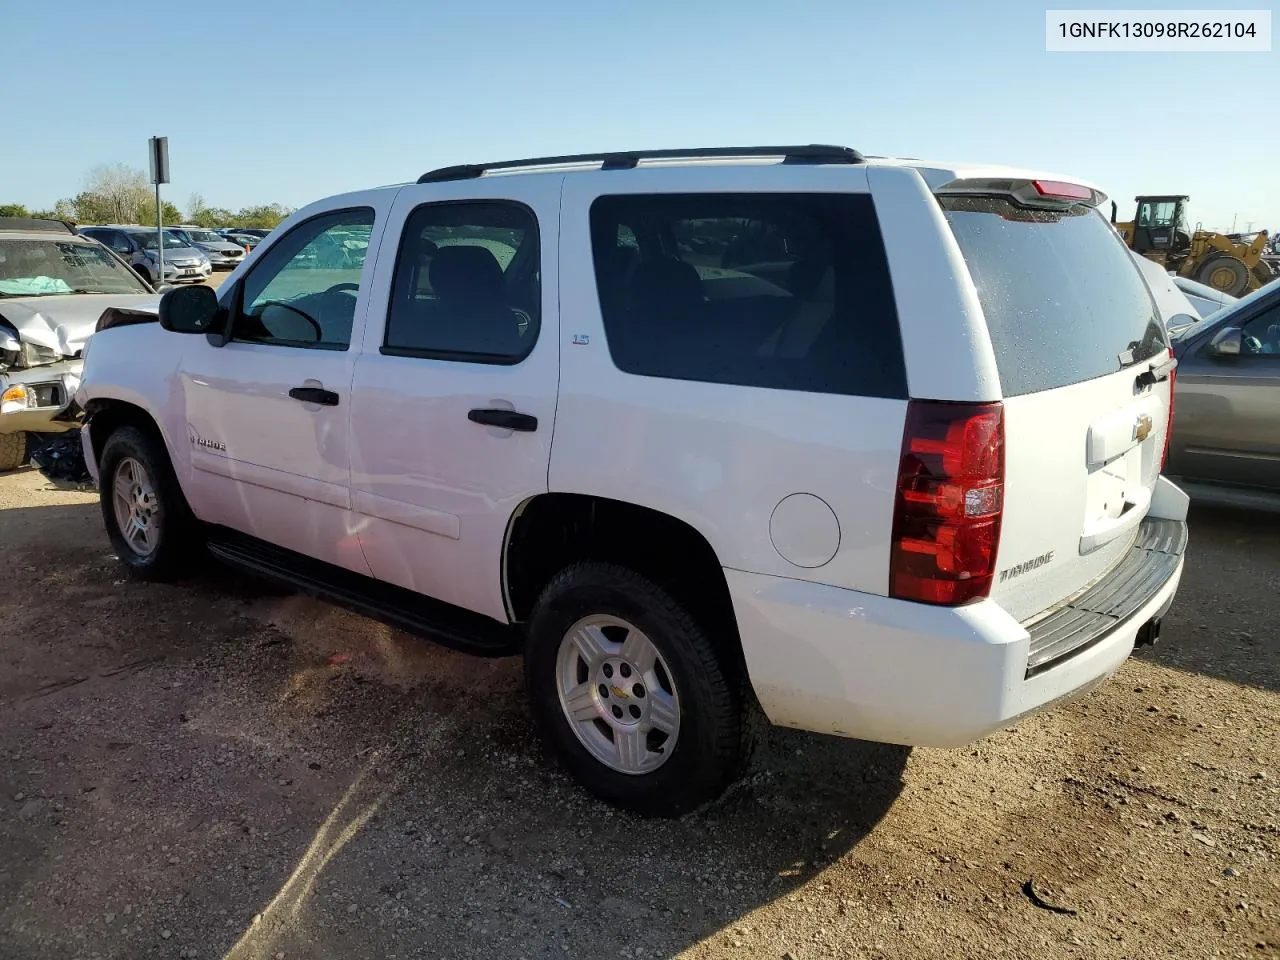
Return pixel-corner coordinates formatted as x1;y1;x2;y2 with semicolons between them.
1112;195;1275;296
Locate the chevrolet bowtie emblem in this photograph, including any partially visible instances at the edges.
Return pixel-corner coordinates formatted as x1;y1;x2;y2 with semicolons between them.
1133;414;1153;443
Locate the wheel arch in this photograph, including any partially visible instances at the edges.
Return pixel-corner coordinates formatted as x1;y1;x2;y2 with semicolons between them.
83;397;178;475
502;492;745;670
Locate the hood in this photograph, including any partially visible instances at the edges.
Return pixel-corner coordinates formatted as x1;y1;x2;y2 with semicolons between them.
194;240;245;254
149;246;206;262
1129;251;1199;326
0;293;160;358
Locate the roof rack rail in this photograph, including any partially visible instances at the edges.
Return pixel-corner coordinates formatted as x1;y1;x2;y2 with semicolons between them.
416;144;863;184
0;216;78;235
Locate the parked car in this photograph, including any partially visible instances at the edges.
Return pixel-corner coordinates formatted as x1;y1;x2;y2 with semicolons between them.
0;217;158;471
72;145;1187;815
78;226;211;285
166;225;247;270
216;229;266;250
1166;279;1280;500
1130;250;1202;322
1172;274;1237;317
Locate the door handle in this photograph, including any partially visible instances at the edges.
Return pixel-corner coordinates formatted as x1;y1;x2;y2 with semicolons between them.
289;386;339;406
468;408;538;432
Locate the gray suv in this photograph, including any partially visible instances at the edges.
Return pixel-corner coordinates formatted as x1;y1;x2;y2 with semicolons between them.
78;226;212;285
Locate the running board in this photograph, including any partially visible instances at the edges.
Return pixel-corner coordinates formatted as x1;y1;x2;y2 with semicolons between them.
205;527;520;657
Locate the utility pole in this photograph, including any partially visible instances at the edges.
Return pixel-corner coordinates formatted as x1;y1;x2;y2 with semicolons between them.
148;137;170;285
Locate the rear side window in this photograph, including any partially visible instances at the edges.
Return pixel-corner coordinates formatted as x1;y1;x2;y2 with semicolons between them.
589;193;906;398
939;197;1167;397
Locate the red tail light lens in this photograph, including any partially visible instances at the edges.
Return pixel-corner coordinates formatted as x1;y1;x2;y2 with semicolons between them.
890;400;1005;605
1161;346;1176;471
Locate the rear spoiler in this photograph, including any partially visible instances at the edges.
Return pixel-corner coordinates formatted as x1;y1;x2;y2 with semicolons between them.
934;177;1107;210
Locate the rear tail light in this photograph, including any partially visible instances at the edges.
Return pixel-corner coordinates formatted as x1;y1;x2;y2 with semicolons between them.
1161;346;1176;471
890;400;1005;605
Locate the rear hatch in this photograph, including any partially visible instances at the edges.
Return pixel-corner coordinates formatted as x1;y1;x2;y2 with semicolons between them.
937;180;1174;623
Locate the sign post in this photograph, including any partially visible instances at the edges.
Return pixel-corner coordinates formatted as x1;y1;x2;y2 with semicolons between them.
148;136;170;284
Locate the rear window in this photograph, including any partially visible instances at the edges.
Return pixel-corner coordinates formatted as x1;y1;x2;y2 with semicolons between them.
940;197;1167;397
589;192;906;398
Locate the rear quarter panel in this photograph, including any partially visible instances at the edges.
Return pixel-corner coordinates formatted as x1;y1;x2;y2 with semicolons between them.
552;164;908;594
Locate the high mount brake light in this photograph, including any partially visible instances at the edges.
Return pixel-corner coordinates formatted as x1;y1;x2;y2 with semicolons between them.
1031;180;1094;202
890;401;1005;606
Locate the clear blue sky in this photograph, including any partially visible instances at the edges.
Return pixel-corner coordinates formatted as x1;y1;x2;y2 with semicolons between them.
5;0;1276;232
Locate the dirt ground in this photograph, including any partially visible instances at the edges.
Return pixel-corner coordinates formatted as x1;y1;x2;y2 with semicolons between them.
0;468;1276;960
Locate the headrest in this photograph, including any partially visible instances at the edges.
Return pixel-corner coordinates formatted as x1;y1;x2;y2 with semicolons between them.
429;244;505;300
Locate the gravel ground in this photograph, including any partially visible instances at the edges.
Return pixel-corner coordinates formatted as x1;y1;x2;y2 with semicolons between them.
0;468;1276;960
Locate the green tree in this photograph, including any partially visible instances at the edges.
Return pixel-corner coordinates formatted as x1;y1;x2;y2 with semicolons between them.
189;206;234;228
136;199;184;226
75;163;152;224
232;203;292;229
0;203;30;217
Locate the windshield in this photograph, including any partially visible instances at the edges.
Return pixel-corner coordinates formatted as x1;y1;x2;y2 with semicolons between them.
185;229;223;243
940;196;1167;396
0;238;151;296
132;231;189;251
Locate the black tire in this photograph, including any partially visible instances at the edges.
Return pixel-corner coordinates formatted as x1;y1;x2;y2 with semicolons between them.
133;264;154;286
1196;254;1250;296
524;561;750;817
0;432;26;472
98;425;202;581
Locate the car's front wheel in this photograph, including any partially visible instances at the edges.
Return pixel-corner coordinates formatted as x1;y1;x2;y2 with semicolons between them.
0;432;27;472
525;562;751;817
99;425;202;580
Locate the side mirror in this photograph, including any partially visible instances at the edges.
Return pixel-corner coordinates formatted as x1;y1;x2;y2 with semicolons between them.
1208;326;1243;357
158;284;220;335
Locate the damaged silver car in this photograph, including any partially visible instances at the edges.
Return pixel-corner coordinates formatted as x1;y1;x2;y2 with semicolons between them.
0;217;159;471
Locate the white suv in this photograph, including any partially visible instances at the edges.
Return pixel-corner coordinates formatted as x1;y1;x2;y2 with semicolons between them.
74;145;1189;816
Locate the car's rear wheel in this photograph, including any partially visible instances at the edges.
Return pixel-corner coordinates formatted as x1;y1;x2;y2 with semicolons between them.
99;425;202;580
0;432;26;472
524;562;750;817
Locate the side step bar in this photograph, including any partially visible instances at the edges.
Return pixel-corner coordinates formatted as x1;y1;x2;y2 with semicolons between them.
205;527;521;658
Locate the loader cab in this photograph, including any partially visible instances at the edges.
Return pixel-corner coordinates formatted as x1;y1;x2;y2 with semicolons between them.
1132;195;1192;256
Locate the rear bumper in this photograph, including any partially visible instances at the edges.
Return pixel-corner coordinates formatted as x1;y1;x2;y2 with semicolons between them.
728;516;1187;748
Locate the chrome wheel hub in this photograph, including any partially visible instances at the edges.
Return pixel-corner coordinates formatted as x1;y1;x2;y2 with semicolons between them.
111;457;160;558
555;614;681;775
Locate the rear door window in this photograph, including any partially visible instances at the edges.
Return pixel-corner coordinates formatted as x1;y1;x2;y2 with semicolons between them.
939;197;1167;397
589;192;906;399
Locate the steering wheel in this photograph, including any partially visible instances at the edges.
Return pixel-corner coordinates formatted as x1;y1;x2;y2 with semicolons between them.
324;282;359;295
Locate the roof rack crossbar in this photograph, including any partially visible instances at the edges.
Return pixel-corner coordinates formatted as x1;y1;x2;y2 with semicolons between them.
416;144;863;184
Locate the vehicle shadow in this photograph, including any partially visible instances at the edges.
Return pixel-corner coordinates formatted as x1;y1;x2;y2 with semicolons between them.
1132;500;1280;694
0;498;909;960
